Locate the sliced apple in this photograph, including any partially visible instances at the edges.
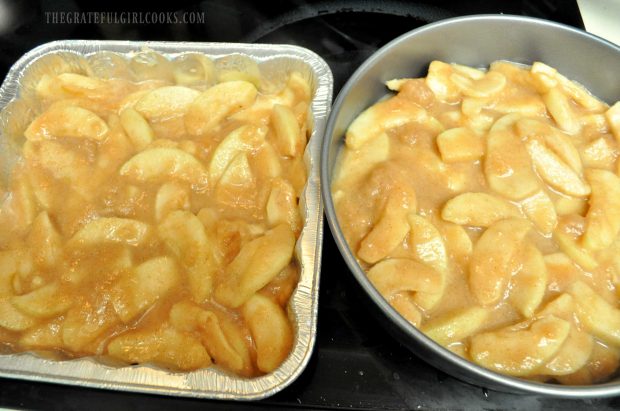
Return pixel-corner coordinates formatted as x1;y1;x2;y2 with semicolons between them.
25;105;108;141
449;71;506;98
421;306;490;347
581;136;617;170
436;127;484;163
553;230;598;271
526;139;590;197
62;296;120;352
107;323;211;371
134;86;200;121
407;214;447;310
67;217;151;249
120;147;208;188
606;102;620;142
516;118;582;173
271;104;303;157
542;327;594;376
0;298;36;331
568;281;620;346
582;169;620;251
470;316;570;376
208;125;266;184
185;80;257;136
11;282;72;319
111;256;179;323
538;293;575;321
346;97;429;149
158;210;218;303
530;62;558;91
441;192;521;227
120;108;155;151
214;224;295;308
358;187;416;264
332;132;390;190
154;182;190;221
390;293;423;326
367;258;442;298
547;132;584;173
554;196;588;216
425;61;460;102
485;128;540;200
509;243;547;317
57;73;106;94
469;218;532;306
519;190;557;235
241;294;293;373
266;178;301;233
544;88;580;134
27;211;62;269
437;222;473;265
18;318;63;349
201;310;248;374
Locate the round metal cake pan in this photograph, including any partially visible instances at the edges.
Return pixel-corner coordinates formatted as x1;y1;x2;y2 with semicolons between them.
320;14;620;398
0;40;333;400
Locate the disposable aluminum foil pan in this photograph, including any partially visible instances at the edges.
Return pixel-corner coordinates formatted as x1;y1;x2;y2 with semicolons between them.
320;15;620;398
0;40;333;400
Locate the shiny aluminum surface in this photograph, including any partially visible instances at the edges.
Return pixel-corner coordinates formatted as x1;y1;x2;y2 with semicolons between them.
321;15;620;398
0;40;333;400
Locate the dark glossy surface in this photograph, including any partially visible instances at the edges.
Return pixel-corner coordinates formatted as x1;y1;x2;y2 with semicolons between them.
2;0;617;409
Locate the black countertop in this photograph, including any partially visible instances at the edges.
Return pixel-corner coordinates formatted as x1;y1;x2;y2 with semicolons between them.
1;1;618;409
